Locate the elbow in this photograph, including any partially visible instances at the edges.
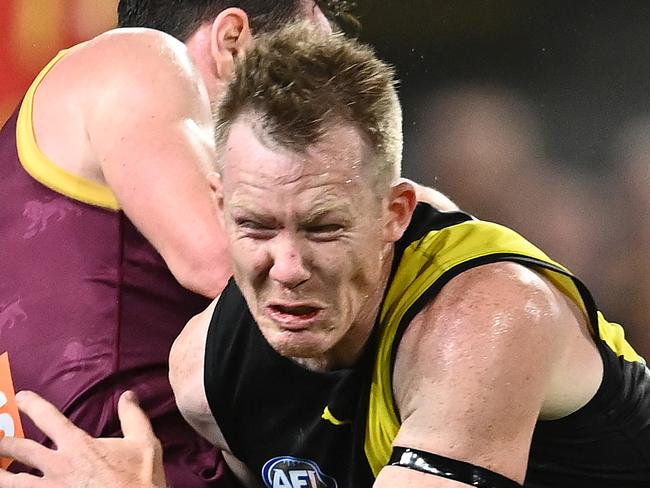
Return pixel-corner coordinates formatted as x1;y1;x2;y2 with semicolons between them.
158;228;232;298
176;265;231;299
169;255;232;298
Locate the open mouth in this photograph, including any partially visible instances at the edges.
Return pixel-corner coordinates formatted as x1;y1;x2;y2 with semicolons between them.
273;304;319;315
268;304;322;324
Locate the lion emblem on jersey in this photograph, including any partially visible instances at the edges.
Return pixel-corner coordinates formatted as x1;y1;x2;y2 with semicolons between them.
22;197;82;239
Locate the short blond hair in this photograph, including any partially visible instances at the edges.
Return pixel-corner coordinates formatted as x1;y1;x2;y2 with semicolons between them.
215;22;403;189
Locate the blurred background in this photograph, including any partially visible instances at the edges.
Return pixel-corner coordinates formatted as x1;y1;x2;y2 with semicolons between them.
1;0;648;356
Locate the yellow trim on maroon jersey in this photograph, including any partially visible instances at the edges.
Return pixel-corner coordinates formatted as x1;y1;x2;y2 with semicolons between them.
364;219;644;477
16;49;121;211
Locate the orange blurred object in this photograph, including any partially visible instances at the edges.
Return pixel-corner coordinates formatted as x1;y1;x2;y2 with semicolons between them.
0;352;23;469
0;0;118;125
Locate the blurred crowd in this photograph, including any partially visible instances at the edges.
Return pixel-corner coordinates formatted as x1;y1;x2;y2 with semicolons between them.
405;83;649;357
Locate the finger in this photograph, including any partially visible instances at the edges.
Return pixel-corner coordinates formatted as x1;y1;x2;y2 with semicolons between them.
0;469;45;488
0;437;53;474
117;391;156;441
15;391;85;447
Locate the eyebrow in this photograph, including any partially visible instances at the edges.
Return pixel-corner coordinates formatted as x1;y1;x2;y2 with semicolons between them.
302;203;353;223
229;205;278;225
228;199;353;223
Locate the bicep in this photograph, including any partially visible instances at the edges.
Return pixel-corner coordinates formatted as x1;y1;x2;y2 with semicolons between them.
85;35;230;297
374;465;466;487
391;262;569;484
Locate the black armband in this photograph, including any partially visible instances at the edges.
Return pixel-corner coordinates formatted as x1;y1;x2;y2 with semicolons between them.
389;446;522;488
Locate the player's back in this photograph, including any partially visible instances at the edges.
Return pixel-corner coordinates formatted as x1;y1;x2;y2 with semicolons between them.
0;48;227;487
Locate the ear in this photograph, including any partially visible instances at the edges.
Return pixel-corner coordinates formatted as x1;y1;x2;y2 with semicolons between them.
207;171;225;227
383;179;417;242
209;8;253;81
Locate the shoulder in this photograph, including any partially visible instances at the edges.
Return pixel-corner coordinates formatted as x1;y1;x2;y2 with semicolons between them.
413;260;565;336
386;262;585;481
393;261;580;415
72;28;213;151
75;27;191;72
34;28;207;111
385;260;602;482
58;28;206;112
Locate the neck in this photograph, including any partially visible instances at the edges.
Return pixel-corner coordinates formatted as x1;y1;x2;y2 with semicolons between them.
293;244;396;372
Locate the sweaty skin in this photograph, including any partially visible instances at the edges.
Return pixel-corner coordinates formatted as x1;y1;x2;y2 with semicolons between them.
0;117;605;488
374;262;602;486
171;117;604;487
0;6;467;487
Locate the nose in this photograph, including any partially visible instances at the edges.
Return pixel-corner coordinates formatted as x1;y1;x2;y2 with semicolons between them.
268;233;310;289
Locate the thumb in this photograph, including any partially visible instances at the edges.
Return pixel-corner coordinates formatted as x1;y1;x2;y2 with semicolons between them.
117;391;156;441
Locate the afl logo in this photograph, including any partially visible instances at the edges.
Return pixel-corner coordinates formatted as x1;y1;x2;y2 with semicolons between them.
262;456;338;488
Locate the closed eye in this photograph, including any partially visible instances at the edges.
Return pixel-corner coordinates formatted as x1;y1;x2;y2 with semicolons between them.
236;220;277;239
237;219;266;229
304;224;344;240
307;224;342;233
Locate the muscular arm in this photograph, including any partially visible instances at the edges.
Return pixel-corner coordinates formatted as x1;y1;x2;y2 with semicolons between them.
169;300;261;487
81;29;230;297
374;262;601;487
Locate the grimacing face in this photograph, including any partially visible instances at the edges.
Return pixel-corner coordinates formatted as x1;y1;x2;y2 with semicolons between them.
215;118;403;367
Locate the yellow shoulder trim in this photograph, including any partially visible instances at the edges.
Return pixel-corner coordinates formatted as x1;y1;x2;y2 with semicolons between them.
597;312;644;363
16;49;120;211
321;406;351;426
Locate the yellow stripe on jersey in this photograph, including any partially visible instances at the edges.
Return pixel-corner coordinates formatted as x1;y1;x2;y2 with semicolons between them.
597;312;645;364
16;49;121;211
321;406;351;426
364;219;643;477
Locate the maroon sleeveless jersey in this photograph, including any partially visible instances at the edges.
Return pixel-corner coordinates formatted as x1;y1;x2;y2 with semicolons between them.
0;52;231;487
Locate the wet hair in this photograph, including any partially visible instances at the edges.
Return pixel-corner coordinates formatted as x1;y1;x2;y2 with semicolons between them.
117;0;357;41
215;22;403;190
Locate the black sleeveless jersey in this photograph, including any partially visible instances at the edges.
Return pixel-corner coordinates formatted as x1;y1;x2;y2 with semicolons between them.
204;204;650;487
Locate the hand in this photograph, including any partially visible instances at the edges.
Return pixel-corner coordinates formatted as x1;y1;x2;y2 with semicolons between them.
0;390;167;488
